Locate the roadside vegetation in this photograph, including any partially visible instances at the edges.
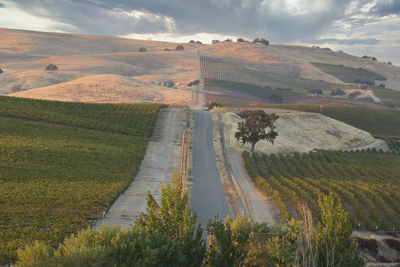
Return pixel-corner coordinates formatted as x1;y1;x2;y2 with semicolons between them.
311;62;386;84
16;175;362;266
0;96;161;263
243;149;400;231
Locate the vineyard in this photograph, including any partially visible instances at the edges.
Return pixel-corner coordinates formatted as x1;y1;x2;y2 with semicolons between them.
204;79;299;101
264;104;400;138
311;62;386;83
373;88;400;107
243;149;400;231
200;56;341;94
0;96;161;263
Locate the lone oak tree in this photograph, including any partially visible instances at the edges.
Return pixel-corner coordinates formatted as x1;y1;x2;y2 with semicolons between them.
235;110;279;152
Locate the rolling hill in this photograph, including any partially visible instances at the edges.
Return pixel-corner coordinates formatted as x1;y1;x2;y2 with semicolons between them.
1;28;400;106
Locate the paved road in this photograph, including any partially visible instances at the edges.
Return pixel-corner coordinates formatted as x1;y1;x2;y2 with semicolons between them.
95;108;186;228
192;111;232;224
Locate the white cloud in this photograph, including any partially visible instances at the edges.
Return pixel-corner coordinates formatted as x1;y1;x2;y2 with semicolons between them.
0;0;75;32
122;32;239;44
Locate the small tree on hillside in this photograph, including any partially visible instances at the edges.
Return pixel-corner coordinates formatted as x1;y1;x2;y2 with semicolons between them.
0;67;3;74
235;110;279;152
45;64;58;71
176;45;184;51
138;47;147;52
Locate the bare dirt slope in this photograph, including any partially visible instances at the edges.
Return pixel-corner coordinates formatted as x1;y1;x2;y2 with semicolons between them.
221;109;378;154
95;108;186;228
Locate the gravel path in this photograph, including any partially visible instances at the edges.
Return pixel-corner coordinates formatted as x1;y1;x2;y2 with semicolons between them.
192;111;232;224
228;152;277;225
95;108;186;228
342;138;389;151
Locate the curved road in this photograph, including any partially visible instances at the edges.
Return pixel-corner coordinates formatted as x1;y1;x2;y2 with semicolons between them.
192;111;232;224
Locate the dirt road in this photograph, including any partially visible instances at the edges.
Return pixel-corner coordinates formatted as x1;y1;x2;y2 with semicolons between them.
228;152;277;225
95;108;186;228
192;111;232;224
342;138;389;151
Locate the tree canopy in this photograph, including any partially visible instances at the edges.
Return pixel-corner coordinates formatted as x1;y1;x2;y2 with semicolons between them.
235;110;279;152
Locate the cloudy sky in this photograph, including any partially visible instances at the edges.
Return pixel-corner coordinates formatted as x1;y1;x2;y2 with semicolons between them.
0;0;399;64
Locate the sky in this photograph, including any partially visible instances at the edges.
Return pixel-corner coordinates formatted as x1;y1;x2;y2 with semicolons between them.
0;0;399;65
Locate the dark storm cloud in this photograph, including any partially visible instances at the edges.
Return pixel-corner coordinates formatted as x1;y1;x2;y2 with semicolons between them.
4;0;399;43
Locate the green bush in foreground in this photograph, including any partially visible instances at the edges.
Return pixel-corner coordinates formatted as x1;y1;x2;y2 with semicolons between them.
16;176;361;266
16;227;187;267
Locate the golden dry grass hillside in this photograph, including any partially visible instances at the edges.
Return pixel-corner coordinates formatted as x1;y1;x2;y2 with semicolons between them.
1;28;400;105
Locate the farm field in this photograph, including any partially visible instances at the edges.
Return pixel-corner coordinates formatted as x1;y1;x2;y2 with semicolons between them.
243;150;400;231
200;56;342;94
204;79;299;101
0;96;161;263
311;62;386;84
265;104;400;139
373;88;400;107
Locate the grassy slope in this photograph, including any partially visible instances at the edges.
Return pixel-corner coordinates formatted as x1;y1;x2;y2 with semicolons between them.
0;96;161;262
311;62;386;83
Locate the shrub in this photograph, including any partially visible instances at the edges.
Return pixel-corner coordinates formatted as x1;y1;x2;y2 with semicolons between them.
308;89;323;95
205;102;222;109
175;45;184;51
330;89;346;96
162;80;175;88
187;79;200;86
16;227;188;267
237;38;245;42
0;68;3;74
212;40;220;44
163;48;171;51
253;38;269;46
138;47;147;52
348;91;361;99
270;94;283;103
45;64;58;71
11;84;22;93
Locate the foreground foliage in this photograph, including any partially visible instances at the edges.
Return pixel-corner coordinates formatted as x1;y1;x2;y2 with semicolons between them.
0;96;161;263
243;149;400;230
16;176;362;266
